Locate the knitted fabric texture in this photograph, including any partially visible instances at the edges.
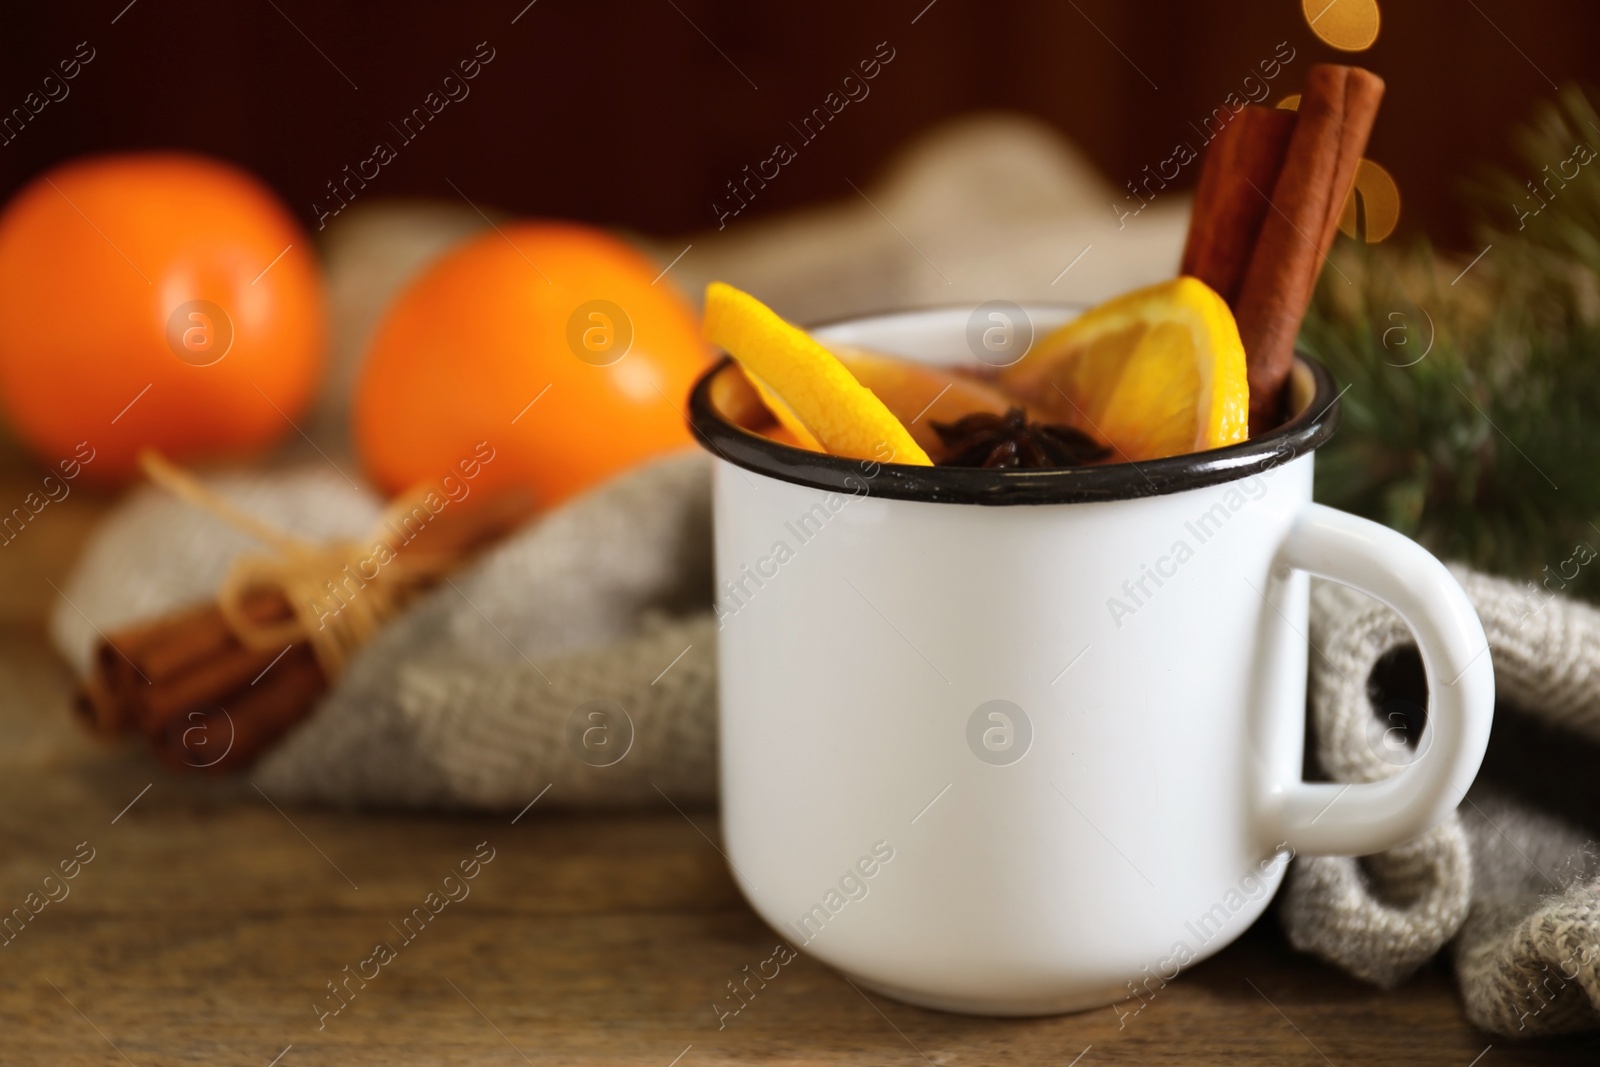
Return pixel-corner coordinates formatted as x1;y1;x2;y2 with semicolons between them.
254;448;717;808
1285;568;1600;1035
49;451;718;810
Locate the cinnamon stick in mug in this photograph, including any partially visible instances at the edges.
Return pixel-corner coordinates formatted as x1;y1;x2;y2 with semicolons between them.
1180;105;1296;307
1234;64;1384;432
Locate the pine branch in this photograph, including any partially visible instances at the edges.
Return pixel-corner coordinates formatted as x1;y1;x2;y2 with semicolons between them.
1305;87;1600;600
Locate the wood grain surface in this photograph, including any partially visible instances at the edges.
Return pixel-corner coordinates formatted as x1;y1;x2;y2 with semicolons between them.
0;457;1594;1065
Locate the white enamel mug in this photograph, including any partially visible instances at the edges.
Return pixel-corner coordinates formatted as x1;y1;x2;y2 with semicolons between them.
688;305;1494;1016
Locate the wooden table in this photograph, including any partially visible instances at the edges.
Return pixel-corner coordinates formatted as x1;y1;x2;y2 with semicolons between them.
1;458;1594;1066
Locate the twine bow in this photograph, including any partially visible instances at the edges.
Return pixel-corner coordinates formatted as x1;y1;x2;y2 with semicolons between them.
139;451;467;678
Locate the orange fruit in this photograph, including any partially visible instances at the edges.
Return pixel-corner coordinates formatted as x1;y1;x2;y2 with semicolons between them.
0;153;325;483
999;278;1249;461
355;224;708;506
709;333;1024;462
701;282;930;465
827;344;1018;460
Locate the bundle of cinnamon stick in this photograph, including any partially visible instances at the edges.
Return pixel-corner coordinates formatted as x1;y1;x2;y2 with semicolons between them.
1181;63;1385;432
75;458;534;774
77;589;326;773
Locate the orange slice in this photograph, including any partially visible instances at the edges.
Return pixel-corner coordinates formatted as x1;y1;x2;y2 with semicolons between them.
702;282;931;465
827;343;1020;459
998;277;1249;461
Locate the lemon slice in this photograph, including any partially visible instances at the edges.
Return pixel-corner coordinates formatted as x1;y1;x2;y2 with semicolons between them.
703;282;932;465
999;277;1249;461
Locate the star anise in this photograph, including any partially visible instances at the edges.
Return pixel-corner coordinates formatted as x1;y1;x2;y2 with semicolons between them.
930;408;1111;469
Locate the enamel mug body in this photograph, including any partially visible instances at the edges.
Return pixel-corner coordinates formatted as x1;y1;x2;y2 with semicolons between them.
692;306;1493;1015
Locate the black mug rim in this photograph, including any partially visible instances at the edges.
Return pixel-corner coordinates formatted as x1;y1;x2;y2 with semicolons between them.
687;320;1340;507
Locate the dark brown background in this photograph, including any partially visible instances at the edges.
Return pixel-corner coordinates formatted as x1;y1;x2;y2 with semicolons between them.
0;0;1594;251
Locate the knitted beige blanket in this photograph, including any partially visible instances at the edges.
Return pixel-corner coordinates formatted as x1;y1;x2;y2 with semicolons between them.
52;451;720;809
1286;570;1600;1035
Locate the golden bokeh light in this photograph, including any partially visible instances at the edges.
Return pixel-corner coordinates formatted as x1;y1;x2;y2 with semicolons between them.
1302;0;1381;52
1276;94;1302;111
1338;159;1401;242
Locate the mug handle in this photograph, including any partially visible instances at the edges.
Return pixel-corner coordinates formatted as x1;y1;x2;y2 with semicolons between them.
1263;503;1495;856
